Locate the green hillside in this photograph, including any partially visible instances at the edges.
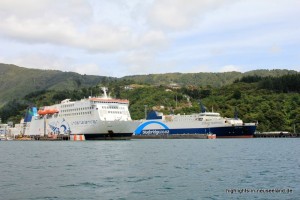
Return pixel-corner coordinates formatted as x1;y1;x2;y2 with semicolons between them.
1;74;300;133
122;69;298;87
0;63;115;107
1;63;297;108
1;63;299;132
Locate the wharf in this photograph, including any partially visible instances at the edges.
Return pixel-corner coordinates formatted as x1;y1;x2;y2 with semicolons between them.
254;132;300;138
33;135;70;141
132;134;209;139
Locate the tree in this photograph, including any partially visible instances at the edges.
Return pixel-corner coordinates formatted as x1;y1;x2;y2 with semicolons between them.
232;90;242;99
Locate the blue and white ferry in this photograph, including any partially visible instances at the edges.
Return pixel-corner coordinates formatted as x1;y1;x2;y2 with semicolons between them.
134;110;257;138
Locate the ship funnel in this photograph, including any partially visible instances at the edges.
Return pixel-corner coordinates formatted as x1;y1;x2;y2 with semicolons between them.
101;87;108;98
199;100;206;113
24;107;38;122
234;107;239;119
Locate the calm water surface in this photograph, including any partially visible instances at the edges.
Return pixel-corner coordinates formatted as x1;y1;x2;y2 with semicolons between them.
0;139;299;200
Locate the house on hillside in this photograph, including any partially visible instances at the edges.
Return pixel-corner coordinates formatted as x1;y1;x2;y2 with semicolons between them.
168;83;181;89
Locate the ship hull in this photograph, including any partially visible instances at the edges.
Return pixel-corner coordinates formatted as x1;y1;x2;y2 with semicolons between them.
25;117;140;140
134;120;256;138
84;133;133;140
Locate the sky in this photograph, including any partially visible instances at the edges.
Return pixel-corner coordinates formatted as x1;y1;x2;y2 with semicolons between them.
0;0;299;77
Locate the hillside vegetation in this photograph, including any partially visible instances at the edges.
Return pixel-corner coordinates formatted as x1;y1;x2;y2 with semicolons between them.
1;73;300;133
122;69;297;87
0;63;115;107
0;63;297;108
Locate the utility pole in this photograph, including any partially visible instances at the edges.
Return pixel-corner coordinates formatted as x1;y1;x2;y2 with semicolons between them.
175;94;177;109
144;105;148;119
293;122;300;134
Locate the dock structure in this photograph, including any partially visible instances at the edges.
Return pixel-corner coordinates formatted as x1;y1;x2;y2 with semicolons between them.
254;132;300;138
132;134;209;139
33;134;70;141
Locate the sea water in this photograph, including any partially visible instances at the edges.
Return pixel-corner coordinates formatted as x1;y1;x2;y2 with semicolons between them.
0;139;299;200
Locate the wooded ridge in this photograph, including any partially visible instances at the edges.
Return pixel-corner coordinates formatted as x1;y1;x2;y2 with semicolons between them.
0;63;299;133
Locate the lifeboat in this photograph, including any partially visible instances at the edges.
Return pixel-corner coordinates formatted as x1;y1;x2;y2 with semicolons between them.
38;108;59;115
38;110;47;115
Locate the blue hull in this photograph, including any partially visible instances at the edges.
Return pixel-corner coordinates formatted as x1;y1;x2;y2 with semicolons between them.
136;125;256;138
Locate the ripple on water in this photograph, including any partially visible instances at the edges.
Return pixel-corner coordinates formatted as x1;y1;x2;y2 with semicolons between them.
126;176;153;183
60;182;104;189
0;139;299;200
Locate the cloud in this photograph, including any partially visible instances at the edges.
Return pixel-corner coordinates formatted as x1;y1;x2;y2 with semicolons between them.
0;16;135;53
0;51;116;76
0;52;74;71
137;30;168;49
219;65;241;72
121;51;156;74
0;0;92;21
147;0;231;30
0;0;172;54
269;45;282;54
0;1;136;52
0;0;300;77
73;63;106;76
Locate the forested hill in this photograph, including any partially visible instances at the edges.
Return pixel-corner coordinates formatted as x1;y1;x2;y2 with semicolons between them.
0;63;115;107
122;69;298;87
1;73;300;132
0;63;298;107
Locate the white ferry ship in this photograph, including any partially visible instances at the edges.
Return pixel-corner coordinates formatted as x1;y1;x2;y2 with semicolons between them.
134;109;257;138
24;88;140;140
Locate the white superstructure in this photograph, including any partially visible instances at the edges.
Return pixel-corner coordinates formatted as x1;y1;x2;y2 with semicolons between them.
25;88;140;140
0;123;14;140
134;110;257;138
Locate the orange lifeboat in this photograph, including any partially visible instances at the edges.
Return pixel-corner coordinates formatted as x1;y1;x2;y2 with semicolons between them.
38;110;47;115
38;108;59;115
47;109;59;114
